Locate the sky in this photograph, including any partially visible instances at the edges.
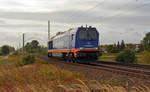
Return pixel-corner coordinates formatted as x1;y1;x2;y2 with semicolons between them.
0;0;150;48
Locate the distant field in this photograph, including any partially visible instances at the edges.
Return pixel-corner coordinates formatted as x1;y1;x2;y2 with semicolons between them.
136;53;145;64
99;53;147;64
99;53;117;62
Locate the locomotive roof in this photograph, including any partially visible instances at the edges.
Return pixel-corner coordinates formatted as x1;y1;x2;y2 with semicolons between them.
48;26;97;42
50;28;77;40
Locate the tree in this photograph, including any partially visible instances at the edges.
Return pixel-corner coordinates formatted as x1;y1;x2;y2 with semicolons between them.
1;45;10;55
111;44;118;53
31;40;39;49
143;32;150;51
121;40;125;50
128;44;136;51
25;42;32;53
117;41;121;52
138;44;144;52
106;45;113;53
25;40;40;53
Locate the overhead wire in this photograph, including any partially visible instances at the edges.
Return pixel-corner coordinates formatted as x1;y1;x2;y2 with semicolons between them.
53;0;150;37
62;0;133;28
66;0;150;25
61;0;105;28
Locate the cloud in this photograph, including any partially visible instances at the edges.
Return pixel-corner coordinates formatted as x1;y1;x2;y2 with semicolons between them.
0;0;149;47
0;19;5;24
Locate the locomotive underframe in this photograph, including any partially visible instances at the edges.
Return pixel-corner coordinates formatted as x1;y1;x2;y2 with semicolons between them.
48;50;101;63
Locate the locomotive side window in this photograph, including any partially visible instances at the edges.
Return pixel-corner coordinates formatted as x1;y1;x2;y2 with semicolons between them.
71;34;74;40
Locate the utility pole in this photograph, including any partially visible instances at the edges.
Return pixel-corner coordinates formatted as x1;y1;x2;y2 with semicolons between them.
48;20;50;41
19;42;21;54
22;33;25;56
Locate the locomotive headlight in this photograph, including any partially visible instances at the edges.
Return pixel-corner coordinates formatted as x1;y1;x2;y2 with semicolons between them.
80;47;84;50
94;47;98;49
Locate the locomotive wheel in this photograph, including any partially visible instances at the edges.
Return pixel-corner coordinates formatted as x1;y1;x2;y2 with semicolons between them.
71;53;77;63
67;53;71;62
48;52;52;57
67;53;76;63
48;53;50;57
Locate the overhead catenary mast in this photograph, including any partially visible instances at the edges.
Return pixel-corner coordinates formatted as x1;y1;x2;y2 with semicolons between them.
22;33;25;56
48;20;50;41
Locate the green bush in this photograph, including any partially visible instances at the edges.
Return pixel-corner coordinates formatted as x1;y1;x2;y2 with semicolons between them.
35;58;48;64
141;51;150;64
22;55;35;65
13;51;18;55
116;49;137;64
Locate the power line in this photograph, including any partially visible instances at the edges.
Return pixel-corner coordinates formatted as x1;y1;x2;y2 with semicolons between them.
67;0;150;24
68;0;105;21
62;0;132;28
46;0;105;28
51;0;150;37
61;0;105;26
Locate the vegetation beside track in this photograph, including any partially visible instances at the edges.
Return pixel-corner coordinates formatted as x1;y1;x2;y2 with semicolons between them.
0;55;85;91
0;56;4;59
99;53;117;62
0;55;149;92
99;52;150;65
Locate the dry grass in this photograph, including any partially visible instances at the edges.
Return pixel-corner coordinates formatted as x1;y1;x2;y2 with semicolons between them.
55;79;150;92
0;56;4;59
0;55;149;92
140;51;150;64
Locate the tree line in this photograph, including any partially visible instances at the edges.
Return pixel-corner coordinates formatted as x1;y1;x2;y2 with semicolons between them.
105;40;126;53
0;45;15;55
24;40;47;55
102;32;150;64
0;40;47;56
142;32;150;52
102;32;150;53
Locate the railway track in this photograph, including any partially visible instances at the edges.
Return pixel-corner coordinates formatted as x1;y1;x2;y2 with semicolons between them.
94;61;150;76
96;61;150;70
92;62;150;79
39;56;150;80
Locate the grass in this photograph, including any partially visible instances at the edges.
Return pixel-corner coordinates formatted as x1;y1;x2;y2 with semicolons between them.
99;53;117;62
0;55;149;92
0;56;4;59
0;55;85;91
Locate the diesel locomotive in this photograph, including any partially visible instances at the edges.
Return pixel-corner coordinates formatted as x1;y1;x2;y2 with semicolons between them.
48;26;101;63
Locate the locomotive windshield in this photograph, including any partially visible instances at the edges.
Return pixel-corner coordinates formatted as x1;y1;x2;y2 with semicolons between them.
78;28;98;40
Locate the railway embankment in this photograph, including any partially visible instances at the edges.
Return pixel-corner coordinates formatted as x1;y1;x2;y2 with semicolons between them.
40;56;150;91
0;55;149;92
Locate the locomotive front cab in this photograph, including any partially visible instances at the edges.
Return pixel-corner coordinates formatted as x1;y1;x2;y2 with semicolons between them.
75;26;101;60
